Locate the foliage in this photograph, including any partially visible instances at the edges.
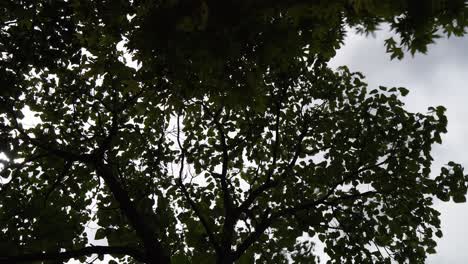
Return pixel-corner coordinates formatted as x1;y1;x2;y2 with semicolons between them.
2;0;468;99
1;1;468;264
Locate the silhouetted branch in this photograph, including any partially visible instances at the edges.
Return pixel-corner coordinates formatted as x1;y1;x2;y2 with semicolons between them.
0;246;145;263
210;107;237;253
232;209;272;261
176;112;220;252
94;163;169;263
233;187;380;260
89;107;169;263
7;110;95;163
237;121;308;216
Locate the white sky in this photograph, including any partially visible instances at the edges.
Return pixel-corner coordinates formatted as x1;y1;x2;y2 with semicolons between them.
329;29;468;264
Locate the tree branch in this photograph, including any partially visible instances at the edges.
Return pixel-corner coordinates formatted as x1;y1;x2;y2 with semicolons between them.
212;108;234;213
94;163;169;263
91;108;169;263
8;111;94;163
267;99;282;182
233;187;380;260
200;104;237;255
211;109;238;257
237;121;308;216
0;246;145;263
232;208;272;261
176;112;220;252
277;190;378;218
231;145;391;259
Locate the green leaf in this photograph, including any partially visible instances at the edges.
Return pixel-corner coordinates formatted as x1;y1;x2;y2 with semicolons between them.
398;87;409;96
94;228;106;240
453;194;466;203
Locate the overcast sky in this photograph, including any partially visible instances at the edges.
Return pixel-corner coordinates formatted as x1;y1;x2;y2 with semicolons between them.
329;28;468;264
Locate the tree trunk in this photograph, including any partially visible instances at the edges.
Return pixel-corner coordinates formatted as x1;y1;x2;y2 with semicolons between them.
216;251;234;264
145;250;171;264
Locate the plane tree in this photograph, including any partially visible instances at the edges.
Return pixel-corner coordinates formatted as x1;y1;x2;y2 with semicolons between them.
1;59;467;263
1;0;468;263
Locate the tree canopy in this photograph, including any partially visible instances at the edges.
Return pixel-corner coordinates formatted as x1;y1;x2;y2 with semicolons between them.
1;1;468;263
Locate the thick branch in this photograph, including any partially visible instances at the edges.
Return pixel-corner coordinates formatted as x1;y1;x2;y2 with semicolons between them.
94;163;169;264
232;209;272;261
90;109;169;263
0;246;145;263
6;101;169;263
177;179;221;252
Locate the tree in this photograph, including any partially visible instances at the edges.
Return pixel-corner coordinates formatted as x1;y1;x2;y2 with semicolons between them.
1;1;468;263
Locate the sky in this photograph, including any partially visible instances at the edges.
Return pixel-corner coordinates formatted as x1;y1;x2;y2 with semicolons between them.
329;28;468;264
